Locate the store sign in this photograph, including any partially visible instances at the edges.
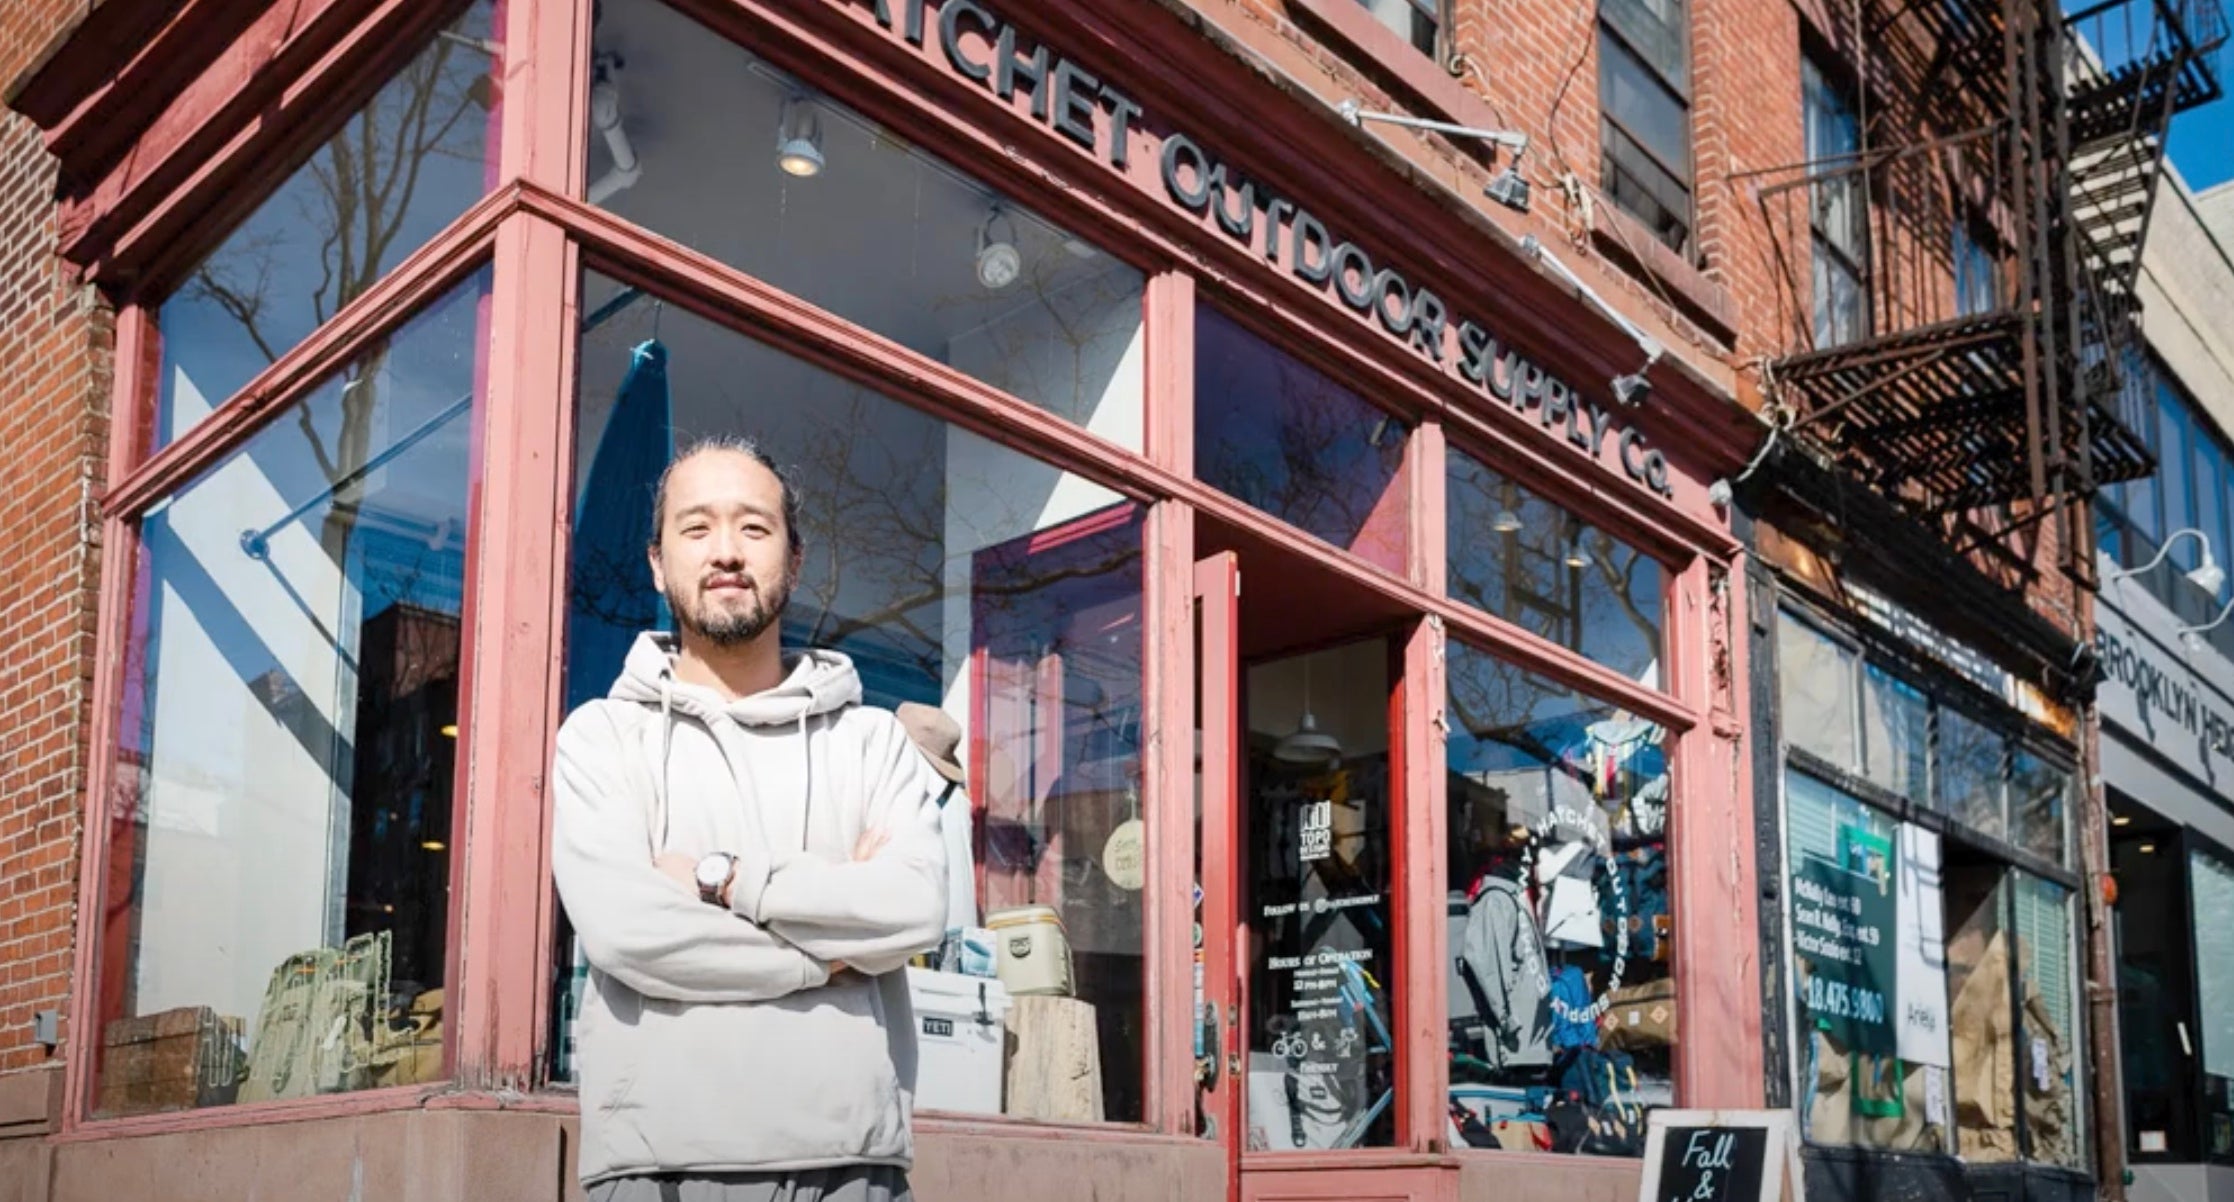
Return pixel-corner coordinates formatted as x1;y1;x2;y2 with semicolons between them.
840;0;1677;500
2097;604;2234;780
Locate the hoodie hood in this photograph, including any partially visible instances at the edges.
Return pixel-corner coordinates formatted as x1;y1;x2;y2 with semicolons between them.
610;631;862;725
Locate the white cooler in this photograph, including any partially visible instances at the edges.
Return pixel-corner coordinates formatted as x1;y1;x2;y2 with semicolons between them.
905;968;1011;1115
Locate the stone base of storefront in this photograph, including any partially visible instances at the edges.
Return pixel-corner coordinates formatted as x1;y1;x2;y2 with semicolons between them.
2;1097;1234;1202
1799;1145;2098;1202
0;1077;1685;1202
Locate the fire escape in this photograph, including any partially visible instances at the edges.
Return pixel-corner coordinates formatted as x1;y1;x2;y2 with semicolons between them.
1747;0;2225;580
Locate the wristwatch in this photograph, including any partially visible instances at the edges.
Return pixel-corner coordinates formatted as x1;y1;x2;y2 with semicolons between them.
694;852;738;906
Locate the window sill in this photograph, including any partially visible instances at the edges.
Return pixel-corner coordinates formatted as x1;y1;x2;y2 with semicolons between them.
1588;200;1739;342
1284;0;1502;155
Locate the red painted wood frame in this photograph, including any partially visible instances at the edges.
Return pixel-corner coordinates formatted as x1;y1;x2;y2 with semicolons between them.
51;0;1761;1159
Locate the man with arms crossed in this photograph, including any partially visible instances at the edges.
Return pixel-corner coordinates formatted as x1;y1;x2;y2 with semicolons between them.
553;436;947;1202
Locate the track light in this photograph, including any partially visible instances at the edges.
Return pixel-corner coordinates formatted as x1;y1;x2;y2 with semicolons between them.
976;206;1022;290
1519;235;1666;408
1337;99;1533;213
776;96;825;177
1485;166;1531;213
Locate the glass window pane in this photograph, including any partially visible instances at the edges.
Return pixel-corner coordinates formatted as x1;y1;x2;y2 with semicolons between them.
1779;612;1858;770
2158;382;2195;569
2009;751;2069;865
1861;666;1929;805
1358;0;1439;56
1954;221;2001;318
1445;449;1665;686
156;2;500;451
1600;120;1694;256
2193;437;2232;605
95;270;489;1118
1813;242;1868;349
1601;0;1689;89
2014;874;2084;1169
1938;708;2006;840
1787;773;1948;1153
1444;641;1674;1156
555;272;1148;1123
2194;852;2234;1079
1248;641;1397;1150
1946;860;2015;1161
1195;307;1410;573
1599;33;1691;177
585;0;1145;445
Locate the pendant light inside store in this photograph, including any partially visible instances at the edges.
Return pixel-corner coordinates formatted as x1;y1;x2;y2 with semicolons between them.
1274;656;1343;766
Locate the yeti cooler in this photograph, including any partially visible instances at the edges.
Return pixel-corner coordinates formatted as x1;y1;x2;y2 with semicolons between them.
986;905;1074;997
905;968;1011;1114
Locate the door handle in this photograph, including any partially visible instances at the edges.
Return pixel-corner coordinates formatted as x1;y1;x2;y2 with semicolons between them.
1197;1002;1221;1086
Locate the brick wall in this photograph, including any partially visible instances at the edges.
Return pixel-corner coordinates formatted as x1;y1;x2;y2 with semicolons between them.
0;0;111;1081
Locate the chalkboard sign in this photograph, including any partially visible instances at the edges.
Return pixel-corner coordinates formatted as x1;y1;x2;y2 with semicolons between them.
1635;1110;1803;1202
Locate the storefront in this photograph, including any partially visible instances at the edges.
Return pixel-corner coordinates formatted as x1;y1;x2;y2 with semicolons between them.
16;1;1764;1198
2096;576;2234;1202
1746;527;2101;1202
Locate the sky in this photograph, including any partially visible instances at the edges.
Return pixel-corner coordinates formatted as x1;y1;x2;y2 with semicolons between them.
2168;93;2233;193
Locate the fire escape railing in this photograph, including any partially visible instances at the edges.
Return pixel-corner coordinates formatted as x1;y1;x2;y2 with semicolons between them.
1738;0;2222;576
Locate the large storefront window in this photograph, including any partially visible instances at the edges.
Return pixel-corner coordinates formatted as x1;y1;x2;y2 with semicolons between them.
95;271;488;1117
1443;642;1673;1157
155;1;501;452
584;0;1144;449
1445;449;1664;681
557;272;1148;1123
1789;772;1949;1153
1776;605;2085;1167
1195;307;1410;574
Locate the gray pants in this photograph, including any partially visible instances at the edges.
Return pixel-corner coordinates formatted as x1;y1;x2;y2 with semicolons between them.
588;1167;911;1202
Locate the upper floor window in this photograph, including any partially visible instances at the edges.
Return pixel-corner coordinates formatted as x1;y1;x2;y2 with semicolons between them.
1598;0;1694;257
1358;0;1442;57
2098;367;2234;651
155;1;501;454
1954;216;2003;318
1804;56;1868;348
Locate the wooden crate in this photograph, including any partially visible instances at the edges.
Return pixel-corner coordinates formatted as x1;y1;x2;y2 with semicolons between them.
96;1006;243;1117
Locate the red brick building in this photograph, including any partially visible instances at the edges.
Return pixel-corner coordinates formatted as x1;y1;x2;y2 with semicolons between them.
0;1;2214;1200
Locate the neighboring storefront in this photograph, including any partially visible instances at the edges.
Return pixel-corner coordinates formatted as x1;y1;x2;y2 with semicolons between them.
2092;171;2234;1202
1751;498;2099;1197
5;1;1765;1200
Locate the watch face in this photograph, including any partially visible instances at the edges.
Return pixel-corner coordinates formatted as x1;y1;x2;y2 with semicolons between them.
696;855;730;890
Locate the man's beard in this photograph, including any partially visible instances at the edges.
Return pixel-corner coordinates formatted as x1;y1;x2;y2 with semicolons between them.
669;567;793;648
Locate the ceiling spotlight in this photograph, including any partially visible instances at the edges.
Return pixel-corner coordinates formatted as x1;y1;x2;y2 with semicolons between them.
776;96;825;178
2140;842;2157;855
440;723;459;739
2112;814;2131;827
1492;507;1523;534
976;205;1023;290
1485;165;1531;213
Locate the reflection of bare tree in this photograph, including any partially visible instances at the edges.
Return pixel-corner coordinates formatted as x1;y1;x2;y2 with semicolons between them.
177;15;488;568
1447;466;1662;680
1199;347;1403;559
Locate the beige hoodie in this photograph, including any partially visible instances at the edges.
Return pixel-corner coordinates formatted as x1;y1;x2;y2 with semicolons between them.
552;633;947;1185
